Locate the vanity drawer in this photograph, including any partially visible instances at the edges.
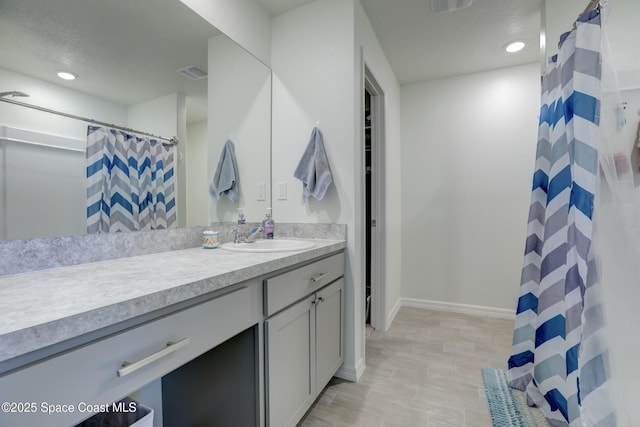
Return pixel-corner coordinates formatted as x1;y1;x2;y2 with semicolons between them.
264;252;344;317
0;284;256;427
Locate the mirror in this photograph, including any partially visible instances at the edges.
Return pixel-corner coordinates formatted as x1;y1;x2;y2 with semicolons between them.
0;0;271;241
205;35;271;225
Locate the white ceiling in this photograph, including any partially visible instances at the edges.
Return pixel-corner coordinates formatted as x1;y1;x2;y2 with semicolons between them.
259;0;543;84
256;0;316;17
0;0;219;123
1;0;544;126
358;0;542;84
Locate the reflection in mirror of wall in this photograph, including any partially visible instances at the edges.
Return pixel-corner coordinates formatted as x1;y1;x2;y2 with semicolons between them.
207;36;271;224
0;0;271;242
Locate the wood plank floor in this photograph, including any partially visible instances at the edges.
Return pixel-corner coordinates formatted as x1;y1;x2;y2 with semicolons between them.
299;307;516;427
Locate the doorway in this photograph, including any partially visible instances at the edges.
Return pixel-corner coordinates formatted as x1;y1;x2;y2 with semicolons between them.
365;88;372;328
364;67;385;334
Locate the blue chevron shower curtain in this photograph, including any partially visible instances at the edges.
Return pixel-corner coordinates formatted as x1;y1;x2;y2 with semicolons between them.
508;7;615;427
86;126;176;233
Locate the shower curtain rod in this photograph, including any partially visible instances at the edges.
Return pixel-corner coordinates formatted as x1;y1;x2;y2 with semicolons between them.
0;97;179;145
582;0;600;15
572;1;601;30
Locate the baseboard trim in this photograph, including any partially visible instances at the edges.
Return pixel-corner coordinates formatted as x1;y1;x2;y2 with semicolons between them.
385;297;402;330
401;298;515;320
335;357;365;382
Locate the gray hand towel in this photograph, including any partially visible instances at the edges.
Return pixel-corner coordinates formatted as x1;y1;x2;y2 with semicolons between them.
293;127;333;201
209;139;239;203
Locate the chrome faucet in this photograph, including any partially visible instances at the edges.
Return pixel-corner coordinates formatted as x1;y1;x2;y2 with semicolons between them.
233;228;247;244
245;226;263;243
233;226;263;244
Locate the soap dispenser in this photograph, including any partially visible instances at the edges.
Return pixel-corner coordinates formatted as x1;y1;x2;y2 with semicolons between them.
262;208;275;239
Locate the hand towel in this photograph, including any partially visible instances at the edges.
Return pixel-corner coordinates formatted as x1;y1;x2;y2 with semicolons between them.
293;127;333;201
209;139;239;203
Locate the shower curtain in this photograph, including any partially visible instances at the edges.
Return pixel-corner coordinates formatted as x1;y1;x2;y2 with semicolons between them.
508;7;616;427
86;126;176;233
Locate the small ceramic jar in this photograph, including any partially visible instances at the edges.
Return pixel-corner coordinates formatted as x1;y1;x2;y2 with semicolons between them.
202;230;220;249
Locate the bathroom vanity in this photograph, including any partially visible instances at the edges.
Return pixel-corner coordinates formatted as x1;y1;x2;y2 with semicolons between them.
264;252;344;427
0;237;345;427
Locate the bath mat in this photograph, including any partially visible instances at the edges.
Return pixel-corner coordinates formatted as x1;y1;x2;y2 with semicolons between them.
481;368;549;427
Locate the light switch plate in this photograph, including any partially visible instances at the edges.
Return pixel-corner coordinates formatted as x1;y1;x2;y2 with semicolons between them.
278;182;287;200
257;183;266;201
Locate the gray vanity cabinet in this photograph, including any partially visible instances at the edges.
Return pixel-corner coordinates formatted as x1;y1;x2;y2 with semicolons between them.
265;294;316;427
0;284;258;427
264;252;344;427
314;279;344;390
0;243;346;427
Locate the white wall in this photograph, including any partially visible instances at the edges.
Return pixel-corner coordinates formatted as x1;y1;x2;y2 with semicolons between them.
271;0;354;226
128;93;181;138
179;0;271;66
269;0;403;380
186;121;209;227
400;63;540;312
0;68;127;139
1;127;86;240
355;1;403;330
0;67;127;240
271;0;361;379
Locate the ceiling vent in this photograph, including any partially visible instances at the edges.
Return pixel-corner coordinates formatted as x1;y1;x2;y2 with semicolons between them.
177;65;208;80
430;0;473;15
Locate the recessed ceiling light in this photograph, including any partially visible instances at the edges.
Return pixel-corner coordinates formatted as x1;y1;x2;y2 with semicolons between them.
505;41;525;53
431;0;473;14
57;71;77;81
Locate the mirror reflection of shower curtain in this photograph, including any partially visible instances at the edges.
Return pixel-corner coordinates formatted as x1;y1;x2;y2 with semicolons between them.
86;126;176;233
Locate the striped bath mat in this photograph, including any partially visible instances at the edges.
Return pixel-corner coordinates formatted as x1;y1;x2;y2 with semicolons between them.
481;368;549;426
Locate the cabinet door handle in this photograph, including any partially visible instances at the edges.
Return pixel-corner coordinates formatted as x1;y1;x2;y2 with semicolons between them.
310;272;330;283
117;337;190;377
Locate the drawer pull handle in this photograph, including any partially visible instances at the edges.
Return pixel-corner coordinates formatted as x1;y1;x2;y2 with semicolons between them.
311;296;325;305
117;337;190;377
310;272;330;283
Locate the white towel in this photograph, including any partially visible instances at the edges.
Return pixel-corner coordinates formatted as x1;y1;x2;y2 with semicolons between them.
209;139;239;203
293;127;333;201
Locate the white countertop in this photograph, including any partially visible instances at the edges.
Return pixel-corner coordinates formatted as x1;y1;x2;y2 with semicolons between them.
0;239;345;365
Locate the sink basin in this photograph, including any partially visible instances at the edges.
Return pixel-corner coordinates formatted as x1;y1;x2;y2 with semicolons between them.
219;239;315;253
